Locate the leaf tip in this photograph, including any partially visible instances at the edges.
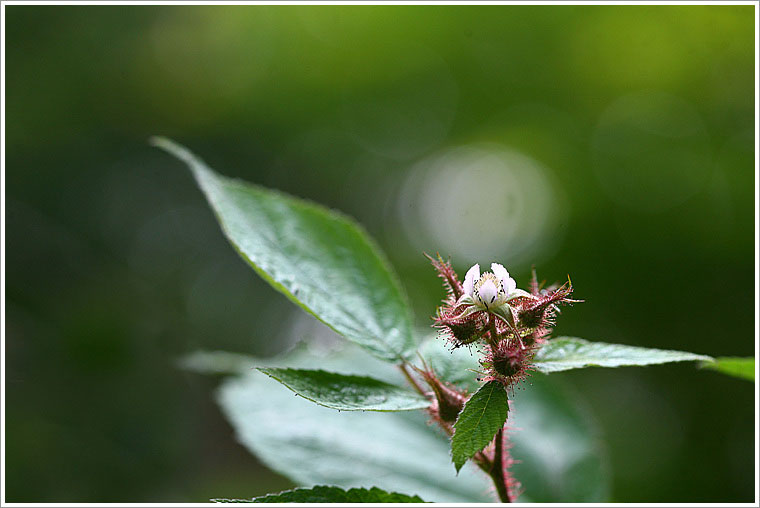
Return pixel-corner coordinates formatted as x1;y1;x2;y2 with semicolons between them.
149;136;198;167
149;135;181;154
148;134;167;146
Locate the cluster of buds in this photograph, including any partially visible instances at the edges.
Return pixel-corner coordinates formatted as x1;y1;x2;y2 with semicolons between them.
417;254;578;502
427;254;579;390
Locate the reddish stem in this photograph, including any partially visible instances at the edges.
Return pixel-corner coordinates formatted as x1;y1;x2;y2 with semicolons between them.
399;363;428;397
489;428;511;502
398;359;514;503
487;314;500;349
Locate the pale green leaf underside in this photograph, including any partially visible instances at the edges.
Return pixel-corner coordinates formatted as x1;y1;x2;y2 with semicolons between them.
152;137;414;362
417;334;481;392
218;366;494;501
700;356;755;381
257;367;430;411
213;485;426;503
533;337;713;373
451;380;508;472
210;340;608;502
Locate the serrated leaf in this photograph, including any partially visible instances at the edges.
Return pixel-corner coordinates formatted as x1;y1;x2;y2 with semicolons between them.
257;367;430;411
152;137;414;363
212;485;426;503
533;337;713;373
451;380;508;473
700;357;754;381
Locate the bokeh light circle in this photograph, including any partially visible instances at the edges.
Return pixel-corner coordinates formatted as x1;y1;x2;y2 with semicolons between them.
396;144;564;266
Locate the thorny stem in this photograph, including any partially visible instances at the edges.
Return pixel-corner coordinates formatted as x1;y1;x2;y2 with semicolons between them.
487;314;500;349
399;363;428;397
398;359;513;503
489;428;511;503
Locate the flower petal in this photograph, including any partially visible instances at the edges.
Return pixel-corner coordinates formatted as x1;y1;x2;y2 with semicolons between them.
491;263;510;286
505;277;517;296
463;264;480;297
476;279;499;308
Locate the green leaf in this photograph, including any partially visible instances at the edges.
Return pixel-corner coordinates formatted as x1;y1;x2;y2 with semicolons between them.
451;380;509;472
256;367;430;411
212;485;426;503
151;137;414;363
700;356;754;381
533;337;712;373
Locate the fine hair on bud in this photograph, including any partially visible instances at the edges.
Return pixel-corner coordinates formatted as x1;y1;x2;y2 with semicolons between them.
481;340;536;390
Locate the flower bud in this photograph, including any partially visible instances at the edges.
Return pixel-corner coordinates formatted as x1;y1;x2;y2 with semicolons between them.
517;281;576;329
518;303;549;329
492;349;524;377
433;302;487;347
440;318;485;346
483;342;533;387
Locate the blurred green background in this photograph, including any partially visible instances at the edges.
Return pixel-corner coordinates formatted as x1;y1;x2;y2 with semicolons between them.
4;4;756;502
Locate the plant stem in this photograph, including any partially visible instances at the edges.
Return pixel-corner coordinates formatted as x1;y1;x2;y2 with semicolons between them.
398;363;427;396
489;428;511;503
400;351;514;503
487;314;500;349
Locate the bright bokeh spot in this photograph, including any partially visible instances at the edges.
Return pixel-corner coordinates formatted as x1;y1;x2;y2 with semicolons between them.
396;144;564;266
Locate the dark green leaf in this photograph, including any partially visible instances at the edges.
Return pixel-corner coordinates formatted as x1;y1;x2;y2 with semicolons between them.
212;485;426;503
700;356;754;381
451;380;508;473
533;337;712;373
256;367;430;411
152;137;414;362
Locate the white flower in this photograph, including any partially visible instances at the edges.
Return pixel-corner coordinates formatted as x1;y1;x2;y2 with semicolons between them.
463;264;480;299
462;262;521;311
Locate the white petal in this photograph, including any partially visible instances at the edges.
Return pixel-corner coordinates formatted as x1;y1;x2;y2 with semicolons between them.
477;280;498;308
491;263;510;288
463;264;480;297
505;277;517;296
